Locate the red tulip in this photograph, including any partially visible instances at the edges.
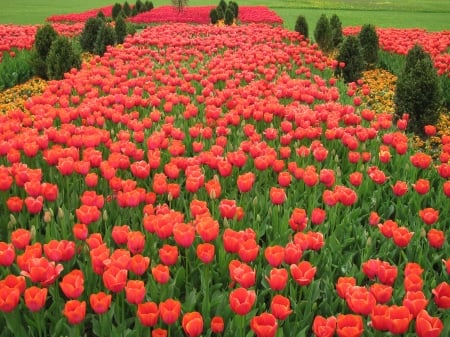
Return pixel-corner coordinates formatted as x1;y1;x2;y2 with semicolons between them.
125;280;146;305
264;245;285;267
238;239;259;263
111;225;130;245
102;266;127;293
290;261;316;286
137;301;159;326
369;304;389;331
415;310;443;337
0;242;15;266
218;199;237;219
369;283;392;304
288;208;308;231
229;288;256;315
270;294;292;320
427;229;445;248
152;264;170;284
312;315;336;337
130;254;150;276
195;216;219;242
182;311;204;337
336;277;356;299
173;222;195;248
196;243;215;264
250;312;278;337
432;282;450;309
336;314;363;337
127;230;146;254
412;178;430;194
24;286;47;312
387;305;412;334
63;300;86;325
89;292;112;314
266;267;288;291
419;207;439;225
392;180;408;196
60;269;84;299
0;284;20;312
211;316;224;333
345;286;376;315
20;257;64;287
6;196;23;213
269;187;286;205
159;298;181;325
392;226;414;248
403;291;428;317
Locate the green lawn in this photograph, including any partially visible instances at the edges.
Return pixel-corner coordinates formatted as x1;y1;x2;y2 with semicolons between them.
1;0;449;31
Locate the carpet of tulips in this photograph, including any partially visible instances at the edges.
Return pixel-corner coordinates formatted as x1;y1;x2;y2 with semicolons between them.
0;9;450;337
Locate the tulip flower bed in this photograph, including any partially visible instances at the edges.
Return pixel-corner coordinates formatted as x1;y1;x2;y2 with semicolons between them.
0;23;85;56
46;6;114;23
343;26;450;76
0;22;449;337
128;6;283;25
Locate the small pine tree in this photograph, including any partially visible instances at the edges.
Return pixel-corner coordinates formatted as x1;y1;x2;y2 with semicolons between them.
330;14;343;48
80;18;104;53
135;0;143;13
115;15;127;44
31;24;58;79
123;2;131;16
294;15;308;39
335;35;365;83
228;1;239;18
314;14;333;53
224;7;234;25
216;7;224;21
394;45;441;136
210;8;219;24
96;10;106;20
218;0;227;13
94;24;116;56
358;24;379;66
34;24;58;59
112;3;123;19
46;36;81;80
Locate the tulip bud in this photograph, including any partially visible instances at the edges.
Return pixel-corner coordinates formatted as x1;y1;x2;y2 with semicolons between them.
30;225;36;240
58;207;64;219
43;211;52;223
103;210;108;221
8;214;17;228
253;196;258;207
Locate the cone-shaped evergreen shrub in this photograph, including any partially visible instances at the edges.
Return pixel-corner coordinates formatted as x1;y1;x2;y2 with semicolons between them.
112;3;123;19
31;24;58;79
47;36;81;80
122;2;131;16
80;18;104;53
394;45;442;136
218;0;227;13
224;7;234;25
358;24;379;66
228;1;239;18
216;7;224;20
115;15;127;44
314;14;332;53
210;8;219;24
294;15;308;39
335;35;365;83
94;24;116;56
330;14;343;48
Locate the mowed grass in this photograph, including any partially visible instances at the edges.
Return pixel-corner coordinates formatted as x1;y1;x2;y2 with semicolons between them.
0;0;449;30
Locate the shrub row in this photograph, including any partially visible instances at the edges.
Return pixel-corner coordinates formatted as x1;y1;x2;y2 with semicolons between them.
210;0;239;25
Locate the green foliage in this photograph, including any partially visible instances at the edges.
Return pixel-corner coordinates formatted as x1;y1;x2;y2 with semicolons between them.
314;14;333;53
135;0;143;13
210;8;219;24
171;0;188;13
330;14;343;48
358;24;379;66
46;36;81;80
228;1;239;18
224;7;234;25
294;15;308;38
335;35;365;83
0;49;33;91
122;1;131;16
112;3;123;19
144;1;154;11
394;45;442;135
115;15;127;44
218;0;227;13
96;10;106;20
80;17;104;53
34;24;58;59
93;24;116;56
216;6;224;20
31;24;58;79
